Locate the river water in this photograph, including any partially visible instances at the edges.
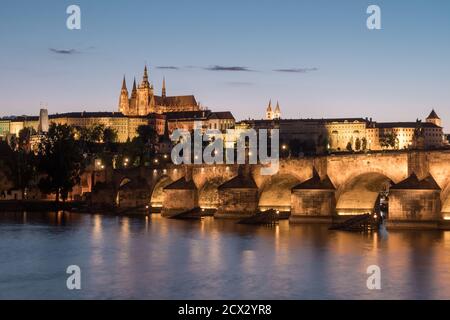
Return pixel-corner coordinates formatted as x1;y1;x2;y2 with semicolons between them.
1;211;450;299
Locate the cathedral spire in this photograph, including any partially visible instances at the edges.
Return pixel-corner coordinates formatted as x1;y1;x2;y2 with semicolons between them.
141;65;150;88
274;101;281;119
144;65;148;81
162;77;166;98
266;99;273;120
131;78;137;97
121;76;127;91
119;75;129;113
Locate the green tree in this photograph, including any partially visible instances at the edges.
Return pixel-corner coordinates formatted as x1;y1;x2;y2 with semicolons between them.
355;137;361;151
2;140;36;200
346;142;353;152
90;124;105;143
362;137;368;151
18;127;37;150
380;137;388;149
134;125;159;165
74;124;106;144
74;126;92;156
74;126;90;143
388;133;397;149
103;127;118;145
8;135;18;151
37;123;85;203
137;125;158;145
380;133;398;150
117;140;140;168
74;124;116;164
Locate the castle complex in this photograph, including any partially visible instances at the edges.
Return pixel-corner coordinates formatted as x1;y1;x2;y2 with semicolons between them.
0;71;449;217
0;66;235;143
237;107;445;152
118;66;200;116
0;65;446;151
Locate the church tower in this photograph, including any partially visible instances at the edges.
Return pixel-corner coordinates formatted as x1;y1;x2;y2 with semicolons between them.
118;76;129;114
426;109;442;127
128;78;138;115
274;101;281;119
137;65;155;115
266;100;273;120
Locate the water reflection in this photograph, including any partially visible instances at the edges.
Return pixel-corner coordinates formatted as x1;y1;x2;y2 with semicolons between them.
0;212;450;299
90;215;104;268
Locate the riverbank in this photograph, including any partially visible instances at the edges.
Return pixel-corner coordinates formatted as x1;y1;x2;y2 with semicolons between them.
0;200;145;216
0;201;218;216
0;200;75;212
2;201;450;230
0;200;203;219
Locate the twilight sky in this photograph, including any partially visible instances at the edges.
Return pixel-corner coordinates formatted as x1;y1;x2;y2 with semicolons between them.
0;0;449;129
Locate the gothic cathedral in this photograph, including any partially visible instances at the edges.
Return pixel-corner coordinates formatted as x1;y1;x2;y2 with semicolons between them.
119;66;200;115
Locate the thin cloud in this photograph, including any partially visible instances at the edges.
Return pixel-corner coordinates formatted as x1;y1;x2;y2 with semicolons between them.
205;65;253;72
49;48;80;55
156;66;180;70
225;81;254;87
274;67;319;73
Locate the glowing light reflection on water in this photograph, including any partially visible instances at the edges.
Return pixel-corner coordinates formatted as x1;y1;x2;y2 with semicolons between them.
0;212;449;299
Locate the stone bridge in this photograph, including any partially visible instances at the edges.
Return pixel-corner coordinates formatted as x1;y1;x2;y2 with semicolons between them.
94;150;450;229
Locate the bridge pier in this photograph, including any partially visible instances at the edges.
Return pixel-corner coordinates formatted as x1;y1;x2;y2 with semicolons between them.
161;168;199;217
290;170;336;224
387;173;442;229
215;167;259;219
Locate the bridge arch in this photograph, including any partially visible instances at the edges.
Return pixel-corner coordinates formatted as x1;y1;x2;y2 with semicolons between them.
258;173;302;212
118;177;131;188
150;175;174;208
440;182;450;218
326;153;408;189
198;176;231;209
115;177;132;206
336;172;393;215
